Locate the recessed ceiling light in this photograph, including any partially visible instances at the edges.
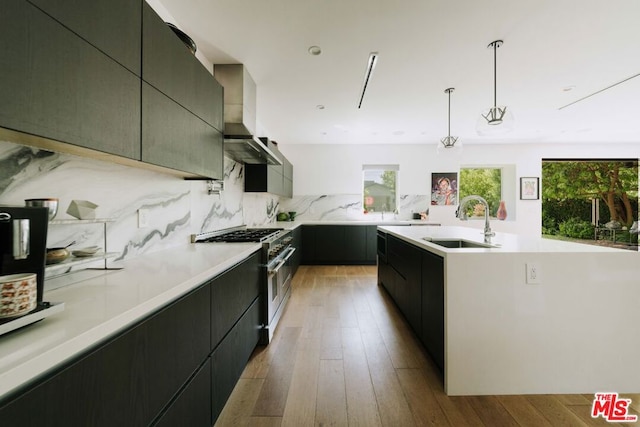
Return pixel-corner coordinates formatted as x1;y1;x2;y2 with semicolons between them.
392;130;404;136
308;46;322;56
316;104;325;110
562;85;576;92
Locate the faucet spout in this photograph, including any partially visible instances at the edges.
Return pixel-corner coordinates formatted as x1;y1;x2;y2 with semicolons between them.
456;195;495;241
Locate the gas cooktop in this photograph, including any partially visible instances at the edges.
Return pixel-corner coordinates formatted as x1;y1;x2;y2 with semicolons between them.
192;226;283;243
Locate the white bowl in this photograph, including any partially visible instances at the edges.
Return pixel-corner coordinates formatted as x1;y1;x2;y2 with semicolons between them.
0;273;38;318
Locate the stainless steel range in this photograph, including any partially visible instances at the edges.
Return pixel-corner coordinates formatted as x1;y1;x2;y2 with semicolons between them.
192;226;295;344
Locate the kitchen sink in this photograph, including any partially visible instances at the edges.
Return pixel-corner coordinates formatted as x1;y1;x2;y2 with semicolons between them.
423;238;497;249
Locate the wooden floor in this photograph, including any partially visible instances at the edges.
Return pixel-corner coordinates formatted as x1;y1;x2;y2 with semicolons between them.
215;265;640;426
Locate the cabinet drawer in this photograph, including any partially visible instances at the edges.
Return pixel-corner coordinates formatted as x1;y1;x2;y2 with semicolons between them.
211;251;261;349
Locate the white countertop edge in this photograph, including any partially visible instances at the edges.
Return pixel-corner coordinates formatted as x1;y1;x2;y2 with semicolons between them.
0;244;261;400
377;225;633;254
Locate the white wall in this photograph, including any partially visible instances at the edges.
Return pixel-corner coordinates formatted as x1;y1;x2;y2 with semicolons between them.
278;142;640;236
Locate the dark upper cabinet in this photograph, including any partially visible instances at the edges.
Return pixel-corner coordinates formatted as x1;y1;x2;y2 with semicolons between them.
142;3;223;132
142;83;223;180
26;0;142;75
0;0;141;160
245;140;294;197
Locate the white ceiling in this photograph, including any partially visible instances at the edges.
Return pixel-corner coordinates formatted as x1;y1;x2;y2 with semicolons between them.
157;0;640;146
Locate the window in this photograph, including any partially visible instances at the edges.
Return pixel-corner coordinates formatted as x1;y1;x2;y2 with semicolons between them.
363;164;398;213
459;165;515;219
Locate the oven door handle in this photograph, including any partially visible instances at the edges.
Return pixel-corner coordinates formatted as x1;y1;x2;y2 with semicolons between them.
268;247;296;275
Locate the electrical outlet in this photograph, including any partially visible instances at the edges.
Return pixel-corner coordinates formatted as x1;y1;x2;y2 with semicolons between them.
526;262;541;284
138;208;149;228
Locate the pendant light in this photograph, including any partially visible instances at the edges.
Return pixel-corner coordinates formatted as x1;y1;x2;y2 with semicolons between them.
439;88;460;149
477;40;514;135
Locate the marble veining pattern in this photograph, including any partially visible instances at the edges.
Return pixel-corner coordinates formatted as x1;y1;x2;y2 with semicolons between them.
279;194;432;221
0;140;278;272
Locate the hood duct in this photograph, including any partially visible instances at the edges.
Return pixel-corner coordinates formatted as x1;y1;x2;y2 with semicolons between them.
213;64;282;165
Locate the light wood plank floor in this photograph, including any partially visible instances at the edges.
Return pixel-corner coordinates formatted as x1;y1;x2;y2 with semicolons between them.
215;265;640;426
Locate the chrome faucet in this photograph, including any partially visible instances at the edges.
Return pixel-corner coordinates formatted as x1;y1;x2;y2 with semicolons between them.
381;204;388;220
456;195;495;241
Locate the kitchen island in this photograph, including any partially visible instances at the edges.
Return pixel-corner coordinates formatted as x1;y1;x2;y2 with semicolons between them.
378;225;640;396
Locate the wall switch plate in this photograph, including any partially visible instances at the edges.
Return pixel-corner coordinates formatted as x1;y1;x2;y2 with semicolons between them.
526;262;541;284
137;208;149;228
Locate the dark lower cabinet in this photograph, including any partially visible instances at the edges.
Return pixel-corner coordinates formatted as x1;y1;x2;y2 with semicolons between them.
0;0;141;160
378;234;445;373
154;359;212;427
386;236;422;335
301;225;377;265
211;297;261;423
421;251;444;372
0;283;211;427
291;226;302;277
0;251;264;426
211;251;261;347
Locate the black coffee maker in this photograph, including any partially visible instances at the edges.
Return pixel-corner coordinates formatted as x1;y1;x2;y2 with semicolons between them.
0;205;49;312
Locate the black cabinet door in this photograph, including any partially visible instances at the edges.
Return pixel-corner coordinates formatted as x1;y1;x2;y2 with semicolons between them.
315;225;346;263
344;226;367;263
27;0;142;75
142;3;223;131
154;359;212;427
211;297;261;424
0;1;141;160
142;83;223;179
387;236;422;336
301;225;316;264
291;226;302;276
211;251;261;349
421;251;445;372
0;284;211;427
365;226;378;264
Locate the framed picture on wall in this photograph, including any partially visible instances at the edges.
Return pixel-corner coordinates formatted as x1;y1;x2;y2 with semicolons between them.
520;177;539;200
431;172;458;205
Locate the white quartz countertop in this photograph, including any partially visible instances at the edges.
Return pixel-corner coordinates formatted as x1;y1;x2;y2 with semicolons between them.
378;225;631;256
269;219;441;229
0;242;261;400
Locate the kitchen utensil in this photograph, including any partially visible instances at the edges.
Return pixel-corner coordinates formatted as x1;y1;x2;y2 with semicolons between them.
0;273;37;318
46;241;75;264
25;198;59;221
66;200;98;220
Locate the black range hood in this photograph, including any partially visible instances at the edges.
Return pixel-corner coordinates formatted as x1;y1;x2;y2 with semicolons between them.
214;64;282;166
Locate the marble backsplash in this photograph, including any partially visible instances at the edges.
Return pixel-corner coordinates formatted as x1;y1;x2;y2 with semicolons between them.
279;194;431;221
0;140;279;261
